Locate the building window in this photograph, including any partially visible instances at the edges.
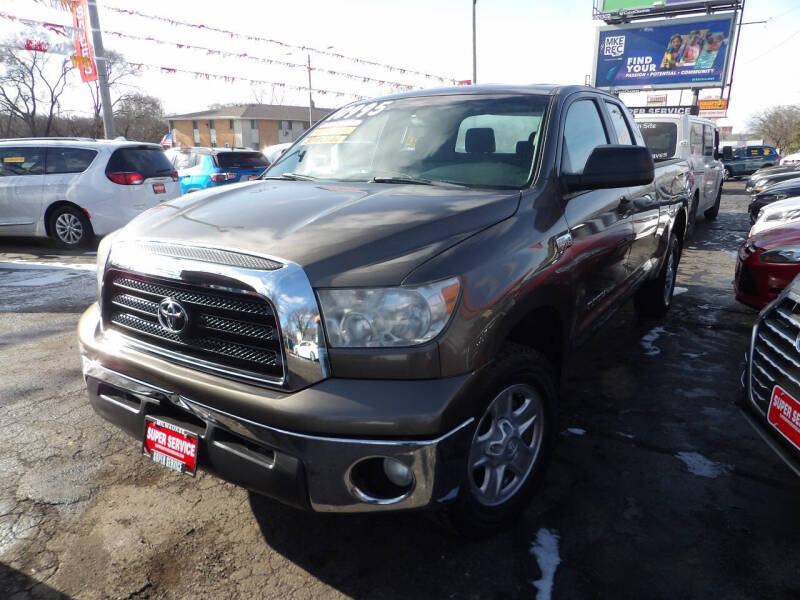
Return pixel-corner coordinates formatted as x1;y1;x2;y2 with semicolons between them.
279;120;292;131
250;119;257;130
168;120;174;129
209;120;217;147
192;120;198;129
302;122;309;131
229;119;234;129
192;120;199;145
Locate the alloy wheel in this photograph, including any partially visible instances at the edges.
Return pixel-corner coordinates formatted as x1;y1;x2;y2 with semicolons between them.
54;212;84;245
663;246;677;305
468;384;544;507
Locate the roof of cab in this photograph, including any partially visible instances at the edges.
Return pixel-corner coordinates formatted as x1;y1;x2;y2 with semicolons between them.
345;84;615;103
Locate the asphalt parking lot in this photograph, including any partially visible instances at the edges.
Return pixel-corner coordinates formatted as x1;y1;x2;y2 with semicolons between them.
2;180;800;600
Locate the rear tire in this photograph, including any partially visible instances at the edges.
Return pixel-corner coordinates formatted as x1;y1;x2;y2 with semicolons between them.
723;166;732;181
704;186;722;220
634;233;680;318
49;205;92;248
440;344;557;538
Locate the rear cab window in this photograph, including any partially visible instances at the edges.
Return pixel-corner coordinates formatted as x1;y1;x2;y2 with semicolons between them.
45;147;97;174
637;121;677;162
702;126;715;157
215;152;269;169
106;146;174;179
690;123;703;156
0;146;46;176
604;102;633;145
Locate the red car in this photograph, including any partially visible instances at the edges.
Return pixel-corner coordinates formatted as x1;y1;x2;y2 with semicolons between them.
735;224;800;308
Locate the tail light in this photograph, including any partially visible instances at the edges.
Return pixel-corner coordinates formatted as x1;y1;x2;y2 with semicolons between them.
107;172;144;185
210;172;238;183
171;170;179;181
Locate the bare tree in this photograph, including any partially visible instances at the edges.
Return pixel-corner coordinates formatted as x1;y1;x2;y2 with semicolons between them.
0;39;72;137
748;105;800;153
86;50;139;137
114;93;167;143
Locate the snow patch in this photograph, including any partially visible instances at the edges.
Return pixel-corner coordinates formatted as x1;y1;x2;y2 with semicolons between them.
566;428;586;436
682;352;707;359
675;451;733;478
640;326;666;356
673;286;688;296
616;432;635;439
530;528;560;600
0;260;95;271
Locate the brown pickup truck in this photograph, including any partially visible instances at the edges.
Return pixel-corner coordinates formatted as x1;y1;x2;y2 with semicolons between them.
79;85;691;534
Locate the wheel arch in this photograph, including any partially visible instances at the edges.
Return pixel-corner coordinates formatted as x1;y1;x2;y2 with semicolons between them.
503;304;566;382
44;200;94;238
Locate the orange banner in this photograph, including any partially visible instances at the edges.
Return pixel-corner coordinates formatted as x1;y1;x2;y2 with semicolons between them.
698;98;728;111
71;0;97;82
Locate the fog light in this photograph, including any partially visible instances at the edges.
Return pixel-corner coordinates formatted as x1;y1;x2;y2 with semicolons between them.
382;458;413;488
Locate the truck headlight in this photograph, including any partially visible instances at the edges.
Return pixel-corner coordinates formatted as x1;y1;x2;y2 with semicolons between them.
317;277;460;347
761;246;800;263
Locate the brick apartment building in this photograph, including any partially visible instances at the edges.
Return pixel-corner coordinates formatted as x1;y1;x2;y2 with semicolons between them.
167;104;332;150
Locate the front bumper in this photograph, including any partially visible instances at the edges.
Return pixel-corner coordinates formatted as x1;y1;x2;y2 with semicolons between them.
79;304;477;513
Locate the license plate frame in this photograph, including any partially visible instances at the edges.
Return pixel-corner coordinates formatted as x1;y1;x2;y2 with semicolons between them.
767;385;800;451
142;416;199;476
152;182;166;194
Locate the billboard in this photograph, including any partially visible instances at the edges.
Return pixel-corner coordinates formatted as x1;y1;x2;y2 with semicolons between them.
598;0;736;19
593;13;735;91
602;0;726;11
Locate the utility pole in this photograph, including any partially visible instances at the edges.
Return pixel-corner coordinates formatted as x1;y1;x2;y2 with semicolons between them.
307;53;313;128
472;0;477;84
86;0;115;138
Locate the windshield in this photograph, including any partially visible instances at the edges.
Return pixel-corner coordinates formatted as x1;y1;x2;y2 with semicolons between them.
637;121;677;161
266;94;549;188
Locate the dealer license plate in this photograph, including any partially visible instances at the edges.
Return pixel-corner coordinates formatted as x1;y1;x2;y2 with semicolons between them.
767;385;800;451
152;183;166;194
143;417;198;476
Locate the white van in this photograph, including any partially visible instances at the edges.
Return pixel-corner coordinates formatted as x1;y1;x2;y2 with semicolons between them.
0;138;181;247
634;114;724;231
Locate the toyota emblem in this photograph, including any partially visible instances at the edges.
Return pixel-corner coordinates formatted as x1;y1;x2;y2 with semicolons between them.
157;298;189;334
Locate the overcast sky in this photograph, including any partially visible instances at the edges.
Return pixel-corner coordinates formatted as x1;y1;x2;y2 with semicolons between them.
1;0;798;132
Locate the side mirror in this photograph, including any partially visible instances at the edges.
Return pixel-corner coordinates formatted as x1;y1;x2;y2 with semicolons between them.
563;145;654;192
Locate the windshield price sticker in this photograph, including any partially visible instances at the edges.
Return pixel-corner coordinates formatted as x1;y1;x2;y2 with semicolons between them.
327;100;393;122
143;417;198;476
767;385;800;450
3;156;25;163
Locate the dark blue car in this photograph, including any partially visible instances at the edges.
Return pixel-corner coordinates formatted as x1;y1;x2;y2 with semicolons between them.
168;147;269;193
721;145;780;180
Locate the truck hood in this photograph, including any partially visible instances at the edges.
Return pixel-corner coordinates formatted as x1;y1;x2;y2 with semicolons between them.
120;180;520;287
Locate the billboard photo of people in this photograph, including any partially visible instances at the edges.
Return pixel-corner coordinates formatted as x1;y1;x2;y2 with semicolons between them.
594;14;734;90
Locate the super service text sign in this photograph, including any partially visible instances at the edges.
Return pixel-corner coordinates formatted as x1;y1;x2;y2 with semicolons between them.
593;13;735;91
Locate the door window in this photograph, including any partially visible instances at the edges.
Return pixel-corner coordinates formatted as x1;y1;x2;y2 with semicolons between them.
690;123;703;156
604;102;633;145
562;100;608;175
702;126;715;157
45;147;97;174
0;147;46;176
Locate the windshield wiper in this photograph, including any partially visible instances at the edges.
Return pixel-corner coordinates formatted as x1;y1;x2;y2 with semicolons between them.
262;172;318;181
370;175;467;188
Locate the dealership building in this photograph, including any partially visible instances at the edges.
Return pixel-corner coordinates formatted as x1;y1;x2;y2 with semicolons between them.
167;104;332;150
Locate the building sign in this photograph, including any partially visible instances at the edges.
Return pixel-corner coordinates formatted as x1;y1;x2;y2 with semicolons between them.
699;109;728;119
698;98;728;110
70;0;98;83
647;94;668;106
628;105;700;115
593;13;735;91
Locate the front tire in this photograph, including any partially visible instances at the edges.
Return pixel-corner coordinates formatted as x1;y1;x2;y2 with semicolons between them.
49;205;92;248
634;233;680;318
686;193;699;237
441;344;557;537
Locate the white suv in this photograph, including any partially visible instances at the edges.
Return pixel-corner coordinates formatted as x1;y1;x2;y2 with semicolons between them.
0;138;181;247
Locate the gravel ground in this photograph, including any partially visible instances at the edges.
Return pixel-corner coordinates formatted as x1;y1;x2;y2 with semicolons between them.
2;181;799;600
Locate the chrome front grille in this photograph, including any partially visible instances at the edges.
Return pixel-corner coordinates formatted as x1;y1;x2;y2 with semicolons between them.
103;269;283;384
750;296;800;414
